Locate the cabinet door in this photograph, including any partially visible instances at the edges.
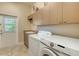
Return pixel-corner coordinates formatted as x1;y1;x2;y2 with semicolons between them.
33;11;42;25
32;2;63;25
28;36;40;56
50;2;63;24
32;13;38;25
41;4;50;25
63;2;79;24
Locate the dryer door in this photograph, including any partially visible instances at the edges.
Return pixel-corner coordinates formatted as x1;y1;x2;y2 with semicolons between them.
40;48;57;56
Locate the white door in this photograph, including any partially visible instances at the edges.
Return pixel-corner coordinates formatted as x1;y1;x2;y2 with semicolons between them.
1;15;18;48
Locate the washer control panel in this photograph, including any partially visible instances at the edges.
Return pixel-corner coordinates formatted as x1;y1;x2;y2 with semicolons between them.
57;44;65;48
50;42;54;47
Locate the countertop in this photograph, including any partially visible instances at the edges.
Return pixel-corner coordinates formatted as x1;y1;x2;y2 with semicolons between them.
29;34;79;52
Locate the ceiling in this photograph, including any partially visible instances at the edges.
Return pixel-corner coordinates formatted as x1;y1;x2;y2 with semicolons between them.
13;2;35;6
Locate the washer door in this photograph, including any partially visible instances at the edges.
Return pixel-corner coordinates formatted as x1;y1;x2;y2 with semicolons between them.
40;48;57;56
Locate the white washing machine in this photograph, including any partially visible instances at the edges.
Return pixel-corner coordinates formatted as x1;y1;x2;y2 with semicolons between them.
37;31;79;56
39;41;71;56
37;31;69;56
39;39;79;56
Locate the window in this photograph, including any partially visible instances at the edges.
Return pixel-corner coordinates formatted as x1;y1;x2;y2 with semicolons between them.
0;15;17;32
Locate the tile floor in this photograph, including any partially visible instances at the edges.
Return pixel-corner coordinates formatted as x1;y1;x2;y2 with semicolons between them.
0;43;29;56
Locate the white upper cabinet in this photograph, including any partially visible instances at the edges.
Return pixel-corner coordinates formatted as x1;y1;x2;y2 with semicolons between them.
63;2;79;24
29;2;79;25
50;2;63;24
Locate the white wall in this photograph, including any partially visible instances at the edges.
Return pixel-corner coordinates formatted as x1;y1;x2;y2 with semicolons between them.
0;2;32;43
38;24;79;39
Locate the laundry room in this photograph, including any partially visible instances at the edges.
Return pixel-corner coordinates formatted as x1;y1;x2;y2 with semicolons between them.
0;1;79;57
